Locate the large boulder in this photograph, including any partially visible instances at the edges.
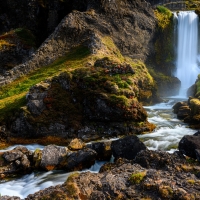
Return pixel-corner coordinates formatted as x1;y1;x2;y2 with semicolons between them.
0;146;33;178
178;133;200;160
40;145;68;171
61;148;97;171
111;135;146;160
86;141;112;161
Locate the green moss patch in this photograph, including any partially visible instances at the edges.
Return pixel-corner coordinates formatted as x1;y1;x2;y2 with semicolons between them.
0;45;90;125
129;171;146;184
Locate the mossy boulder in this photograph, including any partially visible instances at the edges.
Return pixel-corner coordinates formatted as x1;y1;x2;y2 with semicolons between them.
10;57;156;141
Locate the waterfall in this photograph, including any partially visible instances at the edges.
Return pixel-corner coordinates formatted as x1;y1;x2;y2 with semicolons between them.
175;11;199;97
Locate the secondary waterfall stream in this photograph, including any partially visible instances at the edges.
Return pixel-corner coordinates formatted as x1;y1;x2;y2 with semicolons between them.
174;11;199;96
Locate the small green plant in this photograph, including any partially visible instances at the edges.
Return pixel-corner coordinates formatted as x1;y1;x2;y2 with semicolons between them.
129;171;146;184
187;179;195;184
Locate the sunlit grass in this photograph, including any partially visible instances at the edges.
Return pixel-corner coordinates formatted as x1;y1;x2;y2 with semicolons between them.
0;45;91;123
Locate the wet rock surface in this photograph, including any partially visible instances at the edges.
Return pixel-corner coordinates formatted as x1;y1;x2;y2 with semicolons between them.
86;141;112;161
173;97;200;128
22;150;200;200
179;132;200;160
111;135;147;160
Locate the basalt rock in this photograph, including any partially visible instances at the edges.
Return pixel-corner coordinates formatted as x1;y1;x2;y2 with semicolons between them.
86;141;112;161
173;98;200;127
61;148;97;171
179;133;200;160
24;151;200;200
111;135;146;160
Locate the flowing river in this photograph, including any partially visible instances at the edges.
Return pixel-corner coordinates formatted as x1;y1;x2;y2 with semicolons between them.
0;96;197;199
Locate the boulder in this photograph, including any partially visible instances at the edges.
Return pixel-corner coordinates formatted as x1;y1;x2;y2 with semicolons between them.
178;134;200;159
62;148;97;171
172;101;187;114
40;145;68;171
68;138;85;150
1;146;33;177
111;135;146;160
86;141;112;161
177;106;190;119
134;150;186;170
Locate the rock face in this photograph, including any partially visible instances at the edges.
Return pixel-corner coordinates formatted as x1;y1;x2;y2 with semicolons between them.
10;64;155;139
173;97;200;128
24;150;200;200
0;144;98;178
0;0;156;86
0;146;33;178
179;132;200;161
40;145;68;170
0;29;35;74
111;135;147;160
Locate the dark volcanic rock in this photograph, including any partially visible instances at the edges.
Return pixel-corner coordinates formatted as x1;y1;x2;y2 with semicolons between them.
62;148;97;171
111;135;146;160
86;141;112;161
24;151;200;200
134;149;186;170
179;134;200;159
173;101;187;114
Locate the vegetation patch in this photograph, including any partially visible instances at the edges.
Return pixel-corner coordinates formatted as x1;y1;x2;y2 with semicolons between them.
129;171;146;184
0;45;90;125
153;6;175;75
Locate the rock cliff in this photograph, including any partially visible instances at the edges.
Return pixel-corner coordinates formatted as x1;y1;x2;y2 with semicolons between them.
0;0;160;144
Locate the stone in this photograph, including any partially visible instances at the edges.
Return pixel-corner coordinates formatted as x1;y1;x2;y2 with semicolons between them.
3;150;24;162
177;106;190;119
178;135;200;159
63;148;97;171
86;141;112;161
111;135;146;160
68;138;85;150
40;145;68;171
173;101;187;114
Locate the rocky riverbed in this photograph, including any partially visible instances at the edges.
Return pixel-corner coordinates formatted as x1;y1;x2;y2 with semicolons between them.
0;131;200;200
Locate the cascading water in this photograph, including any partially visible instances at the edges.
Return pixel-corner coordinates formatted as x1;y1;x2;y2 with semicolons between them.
174;11;199;97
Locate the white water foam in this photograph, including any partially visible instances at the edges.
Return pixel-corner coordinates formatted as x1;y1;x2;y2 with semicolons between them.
0;144;45;152
0;98;197;198
139;98;196;152
0;160;106;199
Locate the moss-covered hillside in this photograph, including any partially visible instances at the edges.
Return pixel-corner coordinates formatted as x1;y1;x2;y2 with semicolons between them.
0;1;180;147
0;34;157;147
